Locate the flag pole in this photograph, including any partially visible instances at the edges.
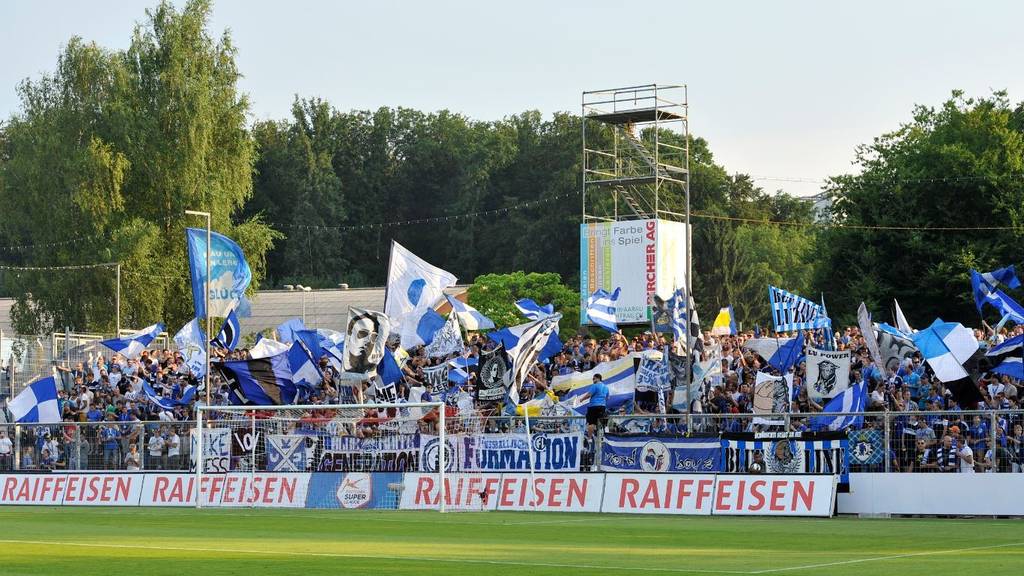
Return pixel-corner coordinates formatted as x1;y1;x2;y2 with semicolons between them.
186;210;212;406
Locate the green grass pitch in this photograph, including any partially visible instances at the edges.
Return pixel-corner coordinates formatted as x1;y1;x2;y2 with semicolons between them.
0;507;1021;575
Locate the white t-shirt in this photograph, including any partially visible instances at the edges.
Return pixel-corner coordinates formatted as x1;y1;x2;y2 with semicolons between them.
124;451;141;471
0;437;12;455
148;435;164;457
166;434;180;457
959;445;975;473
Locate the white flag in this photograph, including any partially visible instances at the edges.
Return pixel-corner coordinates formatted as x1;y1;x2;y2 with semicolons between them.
384;241;457;348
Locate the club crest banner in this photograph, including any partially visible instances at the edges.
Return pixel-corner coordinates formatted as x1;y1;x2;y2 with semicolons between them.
721;431;849;483
266;435;308;472
600;435;721;472
805;348;851;401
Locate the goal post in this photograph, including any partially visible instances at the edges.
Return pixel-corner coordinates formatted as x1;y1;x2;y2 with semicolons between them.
194;401;445;510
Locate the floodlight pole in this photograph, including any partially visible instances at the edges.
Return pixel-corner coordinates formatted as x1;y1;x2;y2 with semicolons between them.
185;210;212;407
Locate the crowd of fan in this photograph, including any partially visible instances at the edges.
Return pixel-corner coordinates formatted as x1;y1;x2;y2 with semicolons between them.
1;322;1022;473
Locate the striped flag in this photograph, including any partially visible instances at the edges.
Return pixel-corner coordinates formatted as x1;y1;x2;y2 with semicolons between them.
212;308;241;351
585;287;621;333
768;285;829;332
506;315;561;403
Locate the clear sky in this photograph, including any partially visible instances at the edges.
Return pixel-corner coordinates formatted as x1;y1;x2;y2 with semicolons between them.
3;0;1023;196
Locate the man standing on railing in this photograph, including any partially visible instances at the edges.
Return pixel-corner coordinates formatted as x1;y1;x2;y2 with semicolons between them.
586;373;609;440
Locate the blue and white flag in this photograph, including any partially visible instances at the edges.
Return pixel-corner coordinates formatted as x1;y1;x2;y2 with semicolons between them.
447;356;478;385
288;339;323;388
316;328;346;372
987;333;1023;357
445;295;494;331
669;288;687;342
276;318;306;345
514;298;555;321
100;322;165;359
385;241;458;348
378;347;404;386
992;357;1023;380
8;376;60;423
769;331;804;374
217;352;307;405
488;321;563;365
585;287;621;333
212;308;241;351
976;265;1022;292
911;319;979;382
976;287;1024;324
768;285;830;332
186;228;252;320
141;379;185;412
173;318;207;378
810;381;867;431
249;337;290;359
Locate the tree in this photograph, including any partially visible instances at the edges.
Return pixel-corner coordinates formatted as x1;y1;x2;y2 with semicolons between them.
815;91;1024;326
0;0;278;333
466;272;580;337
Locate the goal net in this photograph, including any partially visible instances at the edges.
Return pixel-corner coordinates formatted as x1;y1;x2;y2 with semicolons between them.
194;402;446;510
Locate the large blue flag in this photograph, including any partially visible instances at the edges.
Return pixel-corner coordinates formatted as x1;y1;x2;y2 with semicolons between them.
276;318;306;345
100;322;165;359
186;228;252;320
766;331;804;373
378;347;404;386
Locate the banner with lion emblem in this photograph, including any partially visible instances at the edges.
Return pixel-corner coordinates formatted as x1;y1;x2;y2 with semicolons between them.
805;347;851;401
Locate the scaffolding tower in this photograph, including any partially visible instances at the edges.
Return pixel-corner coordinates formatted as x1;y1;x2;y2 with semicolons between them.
582;84;689;222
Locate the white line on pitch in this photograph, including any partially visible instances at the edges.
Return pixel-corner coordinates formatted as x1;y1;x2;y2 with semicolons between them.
0;539;749;574
749;541;1024;574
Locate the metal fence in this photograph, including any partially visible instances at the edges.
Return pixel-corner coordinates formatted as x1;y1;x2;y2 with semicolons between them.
2;411;1021;474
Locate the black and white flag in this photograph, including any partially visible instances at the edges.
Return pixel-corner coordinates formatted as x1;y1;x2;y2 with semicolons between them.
477;346;510;402
424;312;463;359
805;348;851;401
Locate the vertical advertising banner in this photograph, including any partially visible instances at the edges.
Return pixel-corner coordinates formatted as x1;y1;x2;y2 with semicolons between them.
580;219;689;326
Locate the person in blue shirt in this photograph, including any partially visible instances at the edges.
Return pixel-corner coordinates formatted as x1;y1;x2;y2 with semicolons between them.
100;419;121;470
586;373;609;439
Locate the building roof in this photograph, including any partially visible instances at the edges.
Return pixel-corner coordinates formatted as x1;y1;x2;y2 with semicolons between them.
0;286;469;337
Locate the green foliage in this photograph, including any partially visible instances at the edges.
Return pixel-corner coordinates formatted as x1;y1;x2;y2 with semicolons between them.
816;91;1024;326
0;0;279;333
466;271;580;337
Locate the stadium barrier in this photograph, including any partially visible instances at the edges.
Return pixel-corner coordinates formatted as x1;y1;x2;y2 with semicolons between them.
0;471;838;516
837;473;1024;516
